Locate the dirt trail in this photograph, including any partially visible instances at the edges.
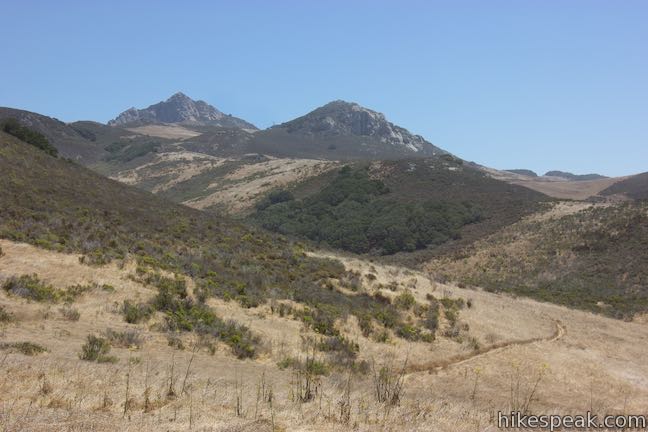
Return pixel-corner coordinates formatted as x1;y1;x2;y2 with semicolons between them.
407;319;565;374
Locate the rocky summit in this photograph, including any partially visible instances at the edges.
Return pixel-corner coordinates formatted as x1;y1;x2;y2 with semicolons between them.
108;92;257;129
273;100;444;155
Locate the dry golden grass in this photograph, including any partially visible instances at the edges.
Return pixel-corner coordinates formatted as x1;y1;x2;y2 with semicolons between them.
480;166;629;200
112;150;228;193
112;153;338;214
126;125;202;140
1;239;647;431
185;157;338;212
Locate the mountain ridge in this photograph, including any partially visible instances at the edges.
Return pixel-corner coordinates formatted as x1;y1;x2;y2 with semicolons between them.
543;170;607;181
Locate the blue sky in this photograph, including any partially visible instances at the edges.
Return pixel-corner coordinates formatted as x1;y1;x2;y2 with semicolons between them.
1;1;646;176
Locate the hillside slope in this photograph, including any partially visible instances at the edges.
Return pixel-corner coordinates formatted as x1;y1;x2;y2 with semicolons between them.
0;130;457;356
2;236;648;431
0;107;107;162
426;202;648;319
599;171;648;200
252;157;550;258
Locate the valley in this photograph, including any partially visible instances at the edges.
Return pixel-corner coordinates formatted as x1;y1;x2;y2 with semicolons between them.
1;92;647;431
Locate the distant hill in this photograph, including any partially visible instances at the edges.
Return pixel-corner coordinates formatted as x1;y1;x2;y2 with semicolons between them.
544;170;607;181
427;201;648;319
247;100;447;160
505;169;538;177
0;107;107;162
108;92;257;129
599;171;648;200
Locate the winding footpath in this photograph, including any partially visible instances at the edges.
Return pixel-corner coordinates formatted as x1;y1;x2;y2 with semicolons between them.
406;319;566;375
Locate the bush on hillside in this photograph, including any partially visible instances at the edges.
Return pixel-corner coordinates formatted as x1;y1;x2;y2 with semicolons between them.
2;118;58;157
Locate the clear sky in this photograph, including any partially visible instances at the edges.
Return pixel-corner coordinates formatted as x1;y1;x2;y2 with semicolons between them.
2;1;646;177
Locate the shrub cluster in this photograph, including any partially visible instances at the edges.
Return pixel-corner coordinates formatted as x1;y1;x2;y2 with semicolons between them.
253;166;481;254
2;274;91;303
0;341;47;356
79;335;117;363
2;118;58;157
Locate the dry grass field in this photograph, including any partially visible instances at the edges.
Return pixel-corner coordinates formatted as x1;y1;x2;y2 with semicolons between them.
480;166;628;200
111;152;338;214
2;238;647;431
126;125;203;140
185;157;338;213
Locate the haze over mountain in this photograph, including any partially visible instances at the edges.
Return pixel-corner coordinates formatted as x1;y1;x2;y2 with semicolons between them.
108;92;257;130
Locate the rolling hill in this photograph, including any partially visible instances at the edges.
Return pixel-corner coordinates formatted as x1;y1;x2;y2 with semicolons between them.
252;157;550;258
0;107;109;162
0;128;455;357
599;171;648;200
480;165;643;201
426;201;648;319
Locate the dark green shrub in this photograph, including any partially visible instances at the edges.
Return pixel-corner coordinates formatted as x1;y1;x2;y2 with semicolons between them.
317;335;359;365
2;275;92;303
395;324;421;341
121;300;154;324
62;283;94;302
358;313;373;337
423;302;440;332
0;341;47;355
2;118;58;157
394;291;416;310
79;335;117;363
2;274;59;302
0;306;13;323
256;189;295;210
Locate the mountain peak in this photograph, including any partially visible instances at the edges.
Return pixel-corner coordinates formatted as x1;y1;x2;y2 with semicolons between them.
321;100;379;114
168;91;192;101
108;93;257;129
322;99;359;107
271;100;443;156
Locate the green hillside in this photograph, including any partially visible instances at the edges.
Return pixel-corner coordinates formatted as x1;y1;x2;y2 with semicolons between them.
0;132;442;355
253;158;550;257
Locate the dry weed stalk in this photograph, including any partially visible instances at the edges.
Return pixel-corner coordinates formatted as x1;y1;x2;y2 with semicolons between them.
371;352;409;406
235;372;244;417
508;361;549;413
338;373;352;424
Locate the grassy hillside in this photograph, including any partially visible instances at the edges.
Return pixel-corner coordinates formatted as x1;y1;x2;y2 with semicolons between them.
0;108;106;162
427;202;648;319
0;132;447;355
599;171;648;200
